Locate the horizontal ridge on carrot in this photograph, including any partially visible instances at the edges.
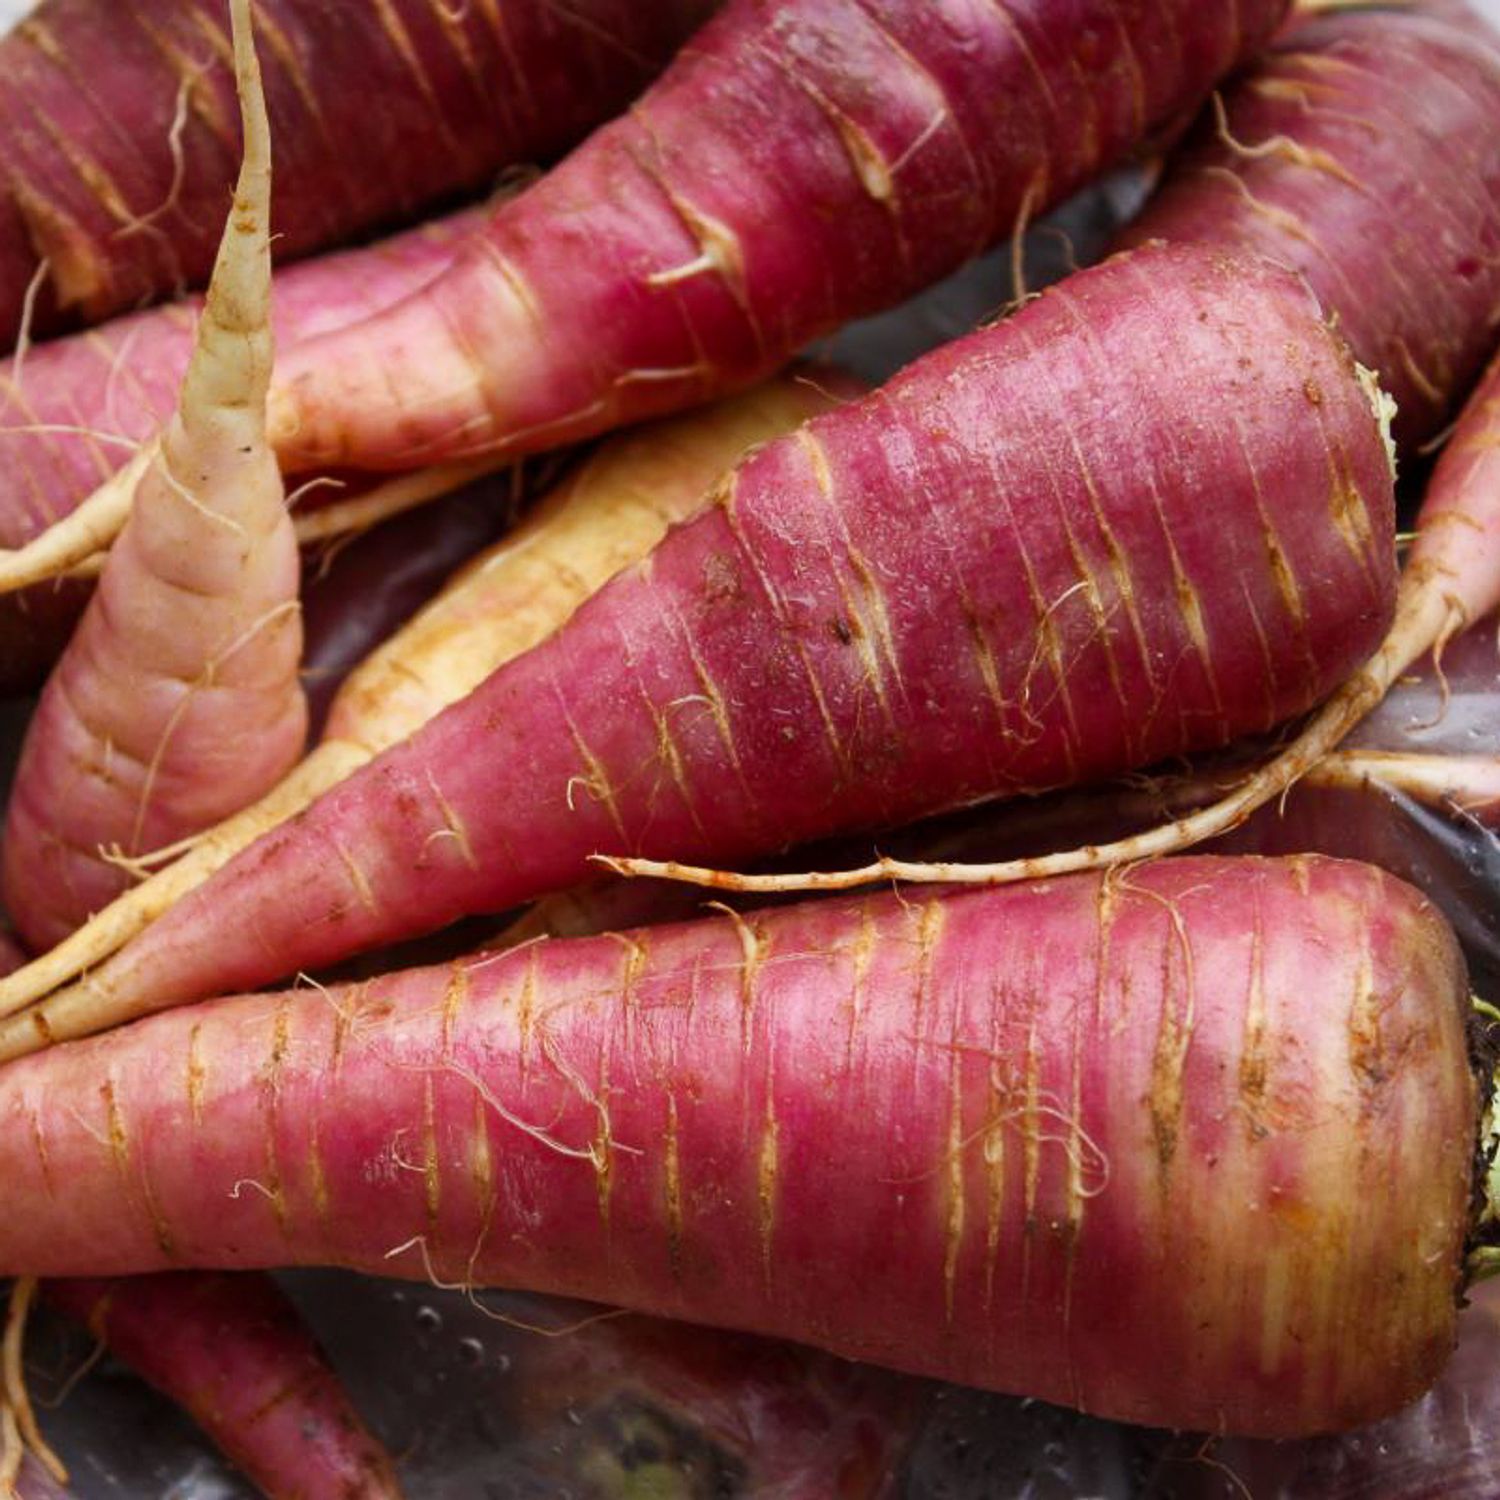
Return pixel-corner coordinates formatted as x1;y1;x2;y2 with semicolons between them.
0;241;1400;1055
0;0;716;349
0;858;1482;1439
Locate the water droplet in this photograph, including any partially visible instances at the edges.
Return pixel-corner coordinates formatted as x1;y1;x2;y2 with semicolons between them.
415;1304;442;1333
458;1336;484;1366
494;1352;512;1375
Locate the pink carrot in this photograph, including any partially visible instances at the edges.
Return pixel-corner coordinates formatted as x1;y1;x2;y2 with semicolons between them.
0;242;1398;1056
42;1275;401;1500
0;372;845;1018
1119;0;1500;451
0;0;715;348
263;0;1289;475
622;0;1500;898
0;858;1480;1439
1;0;304;950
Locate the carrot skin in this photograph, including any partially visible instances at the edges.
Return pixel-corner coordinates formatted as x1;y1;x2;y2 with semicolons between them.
268;0;1291;471
0;858;1474;1439
1121;2;1500;450
0;0;714;348
24;241;1397;1031
1408;352;1500;634
0;925;400;1498
42;1274;402;1500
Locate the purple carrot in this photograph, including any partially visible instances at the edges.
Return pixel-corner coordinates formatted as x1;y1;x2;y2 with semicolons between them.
262;0;1290;474
0;0;1293;634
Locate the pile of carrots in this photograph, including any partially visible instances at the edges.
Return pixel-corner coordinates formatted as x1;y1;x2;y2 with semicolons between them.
0;0;1498;1494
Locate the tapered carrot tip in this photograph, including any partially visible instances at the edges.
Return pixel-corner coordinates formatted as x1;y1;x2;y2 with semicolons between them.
0;0;306;953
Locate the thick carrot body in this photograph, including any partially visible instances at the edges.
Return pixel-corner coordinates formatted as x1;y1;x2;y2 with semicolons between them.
0;0;715;348
42;1274;402;1500
0;858;1475;1438
1;0;304;950
9;242;1395;1044
1120;1;1500;450
266;0;1290;473
975;277;1500;894
0;206;482;698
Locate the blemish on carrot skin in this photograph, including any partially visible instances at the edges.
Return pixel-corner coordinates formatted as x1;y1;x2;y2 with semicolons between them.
424;770;479;871
650;185;751;307
943;1039;967;1325
102;1076;176;1258
844;906;878;1076
186;1024;207;1127
1346;924;1388;1090
664;1093;684;1288
912;902;946;1087
28;1105;54;1199
1148;895;1197;1175
259;1001;293;1234
440;964;468;1058
469;1090;496;1236
306;1121;332;1228
332;841;378;914
1239;907;1270;1136
518;944;538;1082
1019;1018;1042;1303
758;1109;779;1300
424;1076;443;1234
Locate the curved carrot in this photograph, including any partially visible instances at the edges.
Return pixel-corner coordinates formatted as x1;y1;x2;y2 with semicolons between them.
1;0;304;950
